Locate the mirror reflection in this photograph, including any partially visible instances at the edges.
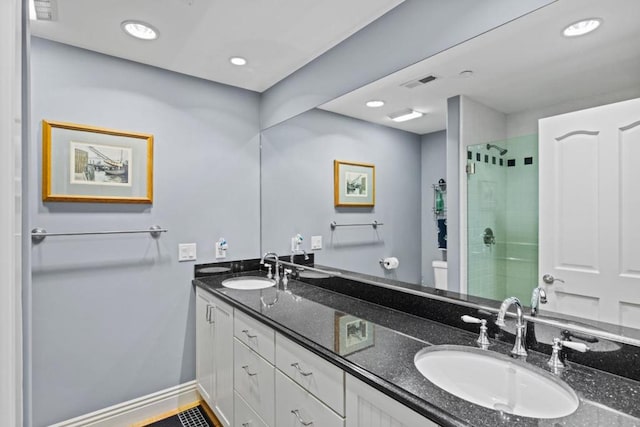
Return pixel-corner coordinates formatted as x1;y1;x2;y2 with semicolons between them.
261;0;640;334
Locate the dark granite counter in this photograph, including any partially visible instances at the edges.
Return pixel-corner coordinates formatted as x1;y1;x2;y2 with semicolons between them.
193;271;640;427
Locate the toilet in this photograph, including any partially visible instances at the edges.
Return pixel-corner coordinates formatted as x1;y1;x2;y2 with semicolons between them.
432;260;448;290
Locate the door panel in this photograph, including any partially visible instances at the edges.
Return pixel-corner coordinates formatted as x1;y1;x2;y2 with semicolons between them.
539;98;640;328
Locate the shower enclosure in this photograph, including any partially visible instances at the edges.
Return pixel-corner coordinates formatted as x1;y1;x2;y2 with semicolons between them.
466;135;538;303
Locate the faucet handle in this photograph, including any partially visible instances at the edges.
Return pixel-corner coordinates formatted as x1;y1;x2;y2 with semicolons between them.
548;337;589;371
461;315;482;324
265;264;273;279
461;315;490;349
561;340;589;353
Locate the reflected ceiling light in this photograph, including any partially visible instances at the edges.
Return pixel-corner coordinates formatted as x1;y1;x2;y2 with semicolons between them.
230;57;248;66
365;100;385;108
121;20;159;40
563;18;602;37
459;70;474;78
388;108;423;123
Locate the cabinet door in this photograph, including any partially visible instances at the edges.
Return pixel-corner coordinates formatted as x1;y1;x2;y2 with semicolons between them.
196;290;215;407
214;297;234;427
345;374;438;427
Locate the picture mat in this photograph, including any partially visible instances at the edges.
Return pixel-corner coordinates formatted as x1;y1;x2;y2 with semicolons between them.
49;127;148;198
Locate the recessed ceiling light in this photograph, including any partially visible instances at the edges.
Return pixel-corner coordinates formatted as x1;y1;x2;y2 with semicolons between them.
388;109;424;123
121;20;159;41
365;100;385;108
230;57;248;66
563;18;602;37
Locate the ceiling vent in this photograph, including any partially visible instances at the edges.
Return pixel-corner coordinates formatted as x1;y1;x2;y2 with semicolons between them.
30;0;57;21
401;74;438;89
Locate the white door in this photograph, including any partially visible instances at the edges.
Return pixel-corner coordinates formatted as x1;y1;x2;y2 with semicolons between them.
539;97;640;328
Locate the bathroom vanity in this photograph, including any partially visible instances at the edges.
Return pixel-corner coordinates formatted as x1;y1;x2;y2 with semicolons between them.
193;264;640;427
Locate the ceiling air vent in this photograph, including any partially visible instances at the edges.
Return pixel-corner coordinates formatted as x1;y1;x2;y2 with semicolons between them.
401;74;438;89
30;0;57;21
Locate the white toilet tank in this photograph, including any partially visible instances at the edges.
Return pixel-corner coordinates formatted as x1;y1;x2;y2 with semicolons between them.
432;260;448;290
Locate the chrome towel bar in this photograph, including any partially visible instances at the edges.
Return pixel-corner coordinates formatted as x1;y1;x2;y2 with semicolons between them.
31;225;167;243
330;220;383;229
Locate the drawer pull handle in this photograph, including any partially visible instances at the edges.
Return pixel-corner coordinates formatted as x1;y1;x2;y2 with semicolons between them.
291;409;313;426
291;362;313;377
241;422;251;427
242;329;258;338
242;365;257;376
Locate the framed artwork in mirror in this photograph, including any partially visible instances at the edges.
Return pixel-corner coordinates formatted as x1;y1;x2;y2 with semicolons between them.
334;160;375;207
334;313;375;356
42;120;154;203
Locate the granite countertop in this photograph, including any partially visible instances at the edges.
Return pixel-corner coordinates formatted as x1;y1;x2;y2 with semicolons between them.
193;271;640;427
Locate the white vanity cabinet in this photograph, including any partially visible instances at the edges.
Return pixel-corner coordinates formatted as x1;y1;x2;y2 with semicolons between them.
196;286;439;427
346;374;438;427
195;288;234;427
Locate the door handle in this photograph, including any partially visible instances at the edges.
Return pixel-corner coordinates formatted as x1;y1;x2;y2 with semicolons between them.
542;274;565;284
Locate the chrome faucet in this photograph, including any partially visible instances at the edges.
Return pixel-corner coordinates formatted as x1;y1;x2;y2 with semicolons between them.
260;251;280;280
290;248;310;264
531;287;548;316
496;296;528;357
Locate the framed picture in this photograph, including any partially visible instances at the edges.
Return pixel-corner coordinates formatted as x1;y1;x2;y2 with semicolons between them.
42;120;154;203
334;313;375;356
333;160;375;207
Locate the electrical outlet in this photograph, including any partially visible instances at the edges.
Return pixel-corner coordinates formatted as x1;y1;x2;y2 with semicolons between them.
311;235;322;250
178;243;197;262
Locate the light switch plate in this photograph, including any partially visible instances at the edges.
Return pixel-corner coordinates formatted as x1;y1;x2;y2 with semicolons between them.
311;235;322;250
178;243;197;262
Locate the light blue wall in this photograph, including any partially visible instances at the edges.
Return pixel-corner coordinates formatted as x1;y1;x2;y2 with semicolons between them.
28;38;261;426
421;130;447;286
260;0;555;129
261;109;422;283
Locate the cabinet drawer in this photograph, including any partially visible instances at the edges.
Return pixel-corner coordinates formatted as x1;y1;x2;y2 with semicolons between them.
235;309;275;364
275;333;345;416
234;391;268;427
276;370;345;427
234;338;275;426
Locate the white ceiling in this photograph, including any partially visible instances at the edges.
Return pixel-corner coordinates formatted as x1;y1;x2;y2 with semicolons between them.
320;0;640;135
29;0;405;92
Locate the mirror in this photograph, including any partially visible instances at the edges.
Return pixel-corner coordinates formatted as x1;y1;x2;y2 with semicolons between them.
260;0;640;338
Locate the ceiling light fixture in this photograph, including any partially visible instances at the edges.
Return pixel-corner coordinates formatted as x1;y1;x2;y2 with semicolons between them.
121;20;159;40
230;57;248;66
563;18;602;37
388;109;423;123
365;100;385;108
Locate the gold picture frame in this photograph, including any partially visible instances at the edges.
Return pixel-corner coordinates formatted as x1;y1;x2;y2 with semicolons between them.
42;120;154;204
333;160;375;207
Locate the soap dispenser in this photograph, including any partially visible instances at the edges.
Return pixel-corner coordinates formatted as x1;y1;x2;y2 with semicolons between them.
215;237;228;259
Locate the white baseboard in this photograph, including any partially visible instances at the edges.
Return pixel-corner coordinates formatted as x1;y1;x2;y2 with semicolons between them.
50;381;199;427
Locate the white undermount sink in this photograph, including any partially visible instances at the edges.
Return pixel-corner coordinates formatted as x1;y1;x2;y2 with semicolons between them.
414;345;579;419
221;276;276;290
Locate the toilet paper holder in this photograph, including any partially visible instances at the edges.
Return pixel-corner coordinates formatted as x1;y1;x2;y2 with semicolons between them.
379;257;399;270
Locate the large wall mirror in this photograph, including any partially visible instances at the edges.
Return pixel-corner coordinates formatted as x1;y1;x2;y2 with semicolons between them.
261;0;640;340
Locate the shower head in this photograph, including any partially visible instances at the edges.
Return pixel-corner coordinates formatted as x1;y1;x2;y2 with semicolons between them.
486;143;508;156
